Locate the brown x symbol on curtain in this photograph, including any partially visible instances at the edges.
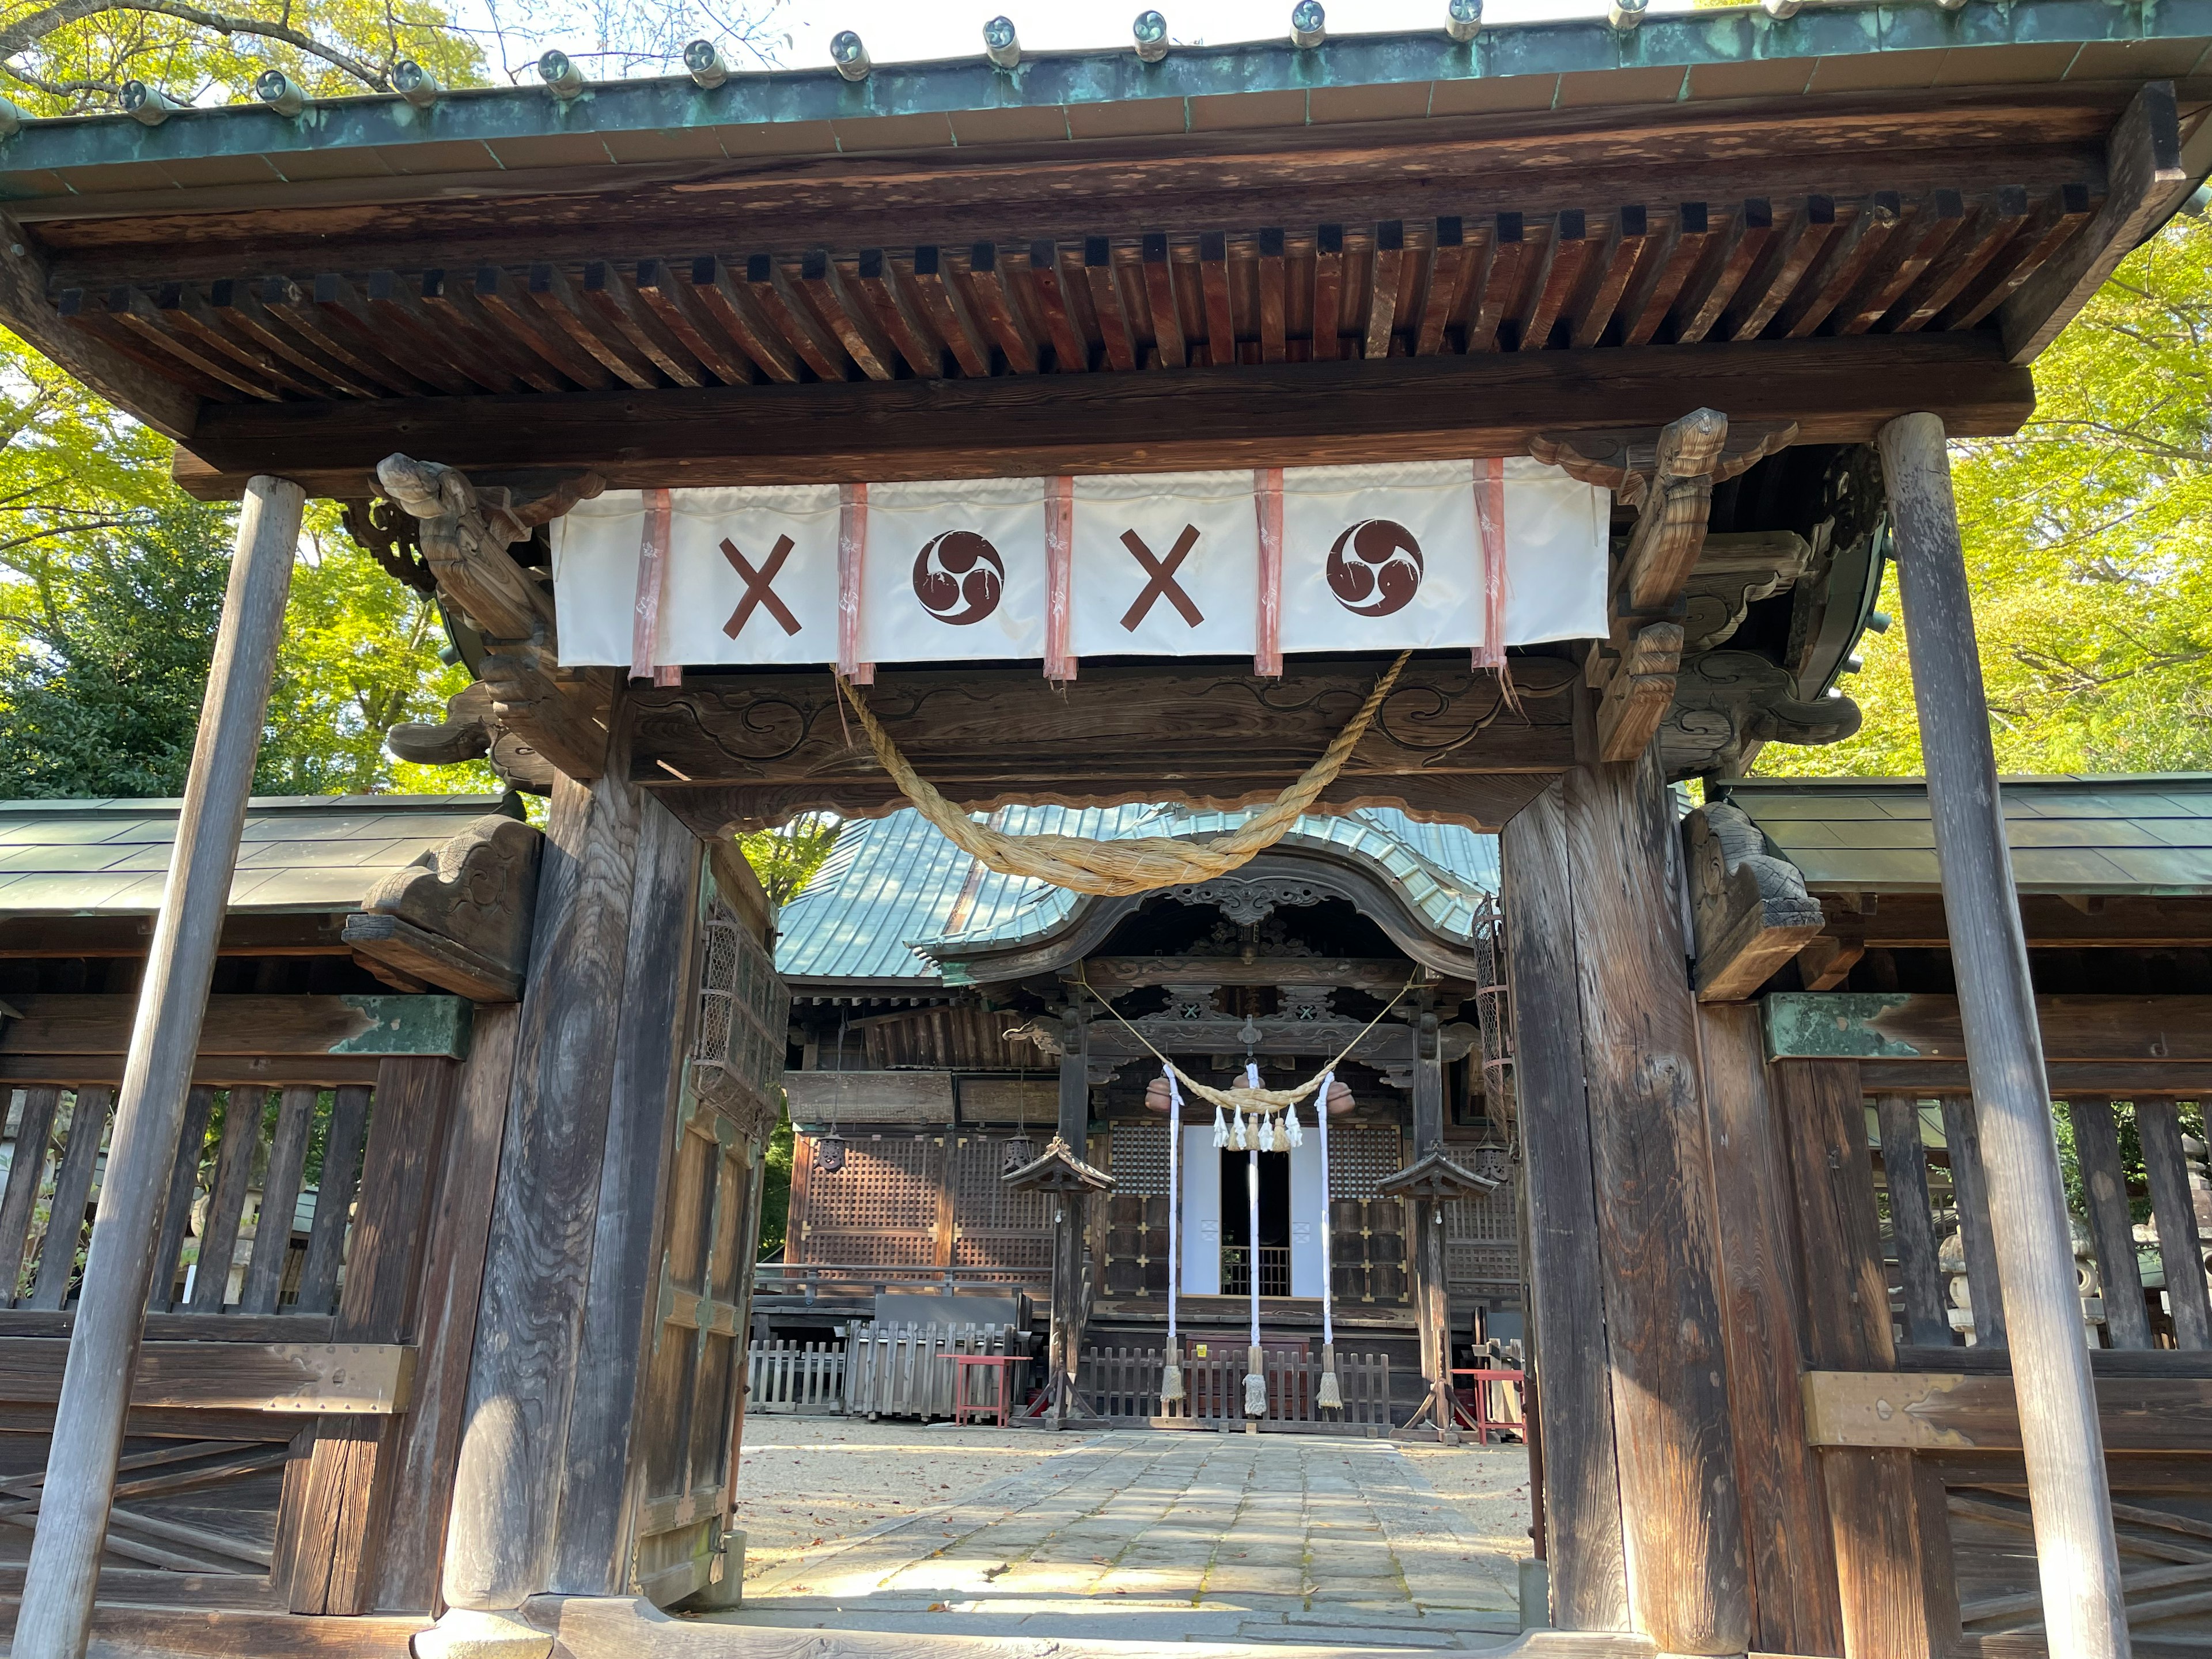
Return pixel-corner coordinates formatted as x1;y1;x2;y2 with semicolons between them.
722;535;802;638
1119;524;1205;631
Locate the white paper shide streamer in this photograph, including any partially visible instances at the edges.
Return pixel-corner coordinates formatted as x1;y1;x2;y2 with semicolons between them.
1160;1065;1186;1406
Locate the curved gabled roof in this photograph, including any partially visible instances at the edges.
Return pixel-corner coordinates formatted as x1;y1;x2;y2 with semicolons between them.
774;802;1498;986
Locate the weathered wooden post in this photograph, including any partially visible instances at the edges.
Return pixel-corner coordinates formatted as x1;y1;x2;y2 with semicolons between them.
1497;746;1749;1654
1880;411;2130;1658
1410;998;1455;1441
14;476;304;1659
1049;994;1090;1428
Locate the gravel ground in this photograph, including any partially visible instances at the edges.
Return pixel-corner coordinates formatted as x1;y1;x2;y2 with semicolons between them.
732;1416;1535;1585
1399;1442;1536;1559
733;1416;1090;1580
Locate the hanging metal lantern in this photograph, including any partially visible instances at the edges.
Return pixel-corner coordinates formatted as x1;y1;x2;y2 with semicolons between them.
1000;1131;1035;1174
815;1131;847;1174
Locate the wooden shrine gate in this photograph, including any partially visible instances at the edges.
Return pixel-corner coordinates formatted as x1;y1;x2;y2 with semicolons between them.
0;10;2200;1659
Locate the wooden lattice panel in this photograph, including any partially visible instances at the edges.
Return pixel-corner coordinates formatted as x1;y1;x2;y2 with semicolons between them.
796;1135;940;1268
1446;1147;1520;1290
1327;1123;1404;1200
1108;1122;1171;1197
696;892;791;1136
948;1134;1052;1277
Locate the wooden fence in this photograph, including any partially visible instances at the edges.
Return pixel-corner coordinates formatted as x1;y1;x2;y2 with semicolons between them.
745;1340;845;1415
1872;1092;2211;1354
745;1323;1025;1419
0;1081;374;1321
1077;1344;1394;1433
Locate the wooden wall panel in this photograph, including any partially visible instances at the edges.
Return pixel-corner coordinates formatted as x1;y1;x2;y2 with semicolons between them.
790;1134;944;1269
371;1003;521;1615
1696;1004;1844;1657
1774;1058;1963;1659
281;1055;461;1615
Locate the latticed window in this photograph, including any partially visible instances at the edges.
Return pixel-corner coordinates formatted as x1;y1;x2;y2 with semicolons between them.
1108;1122;1171;1196
1326;1123;1403;1199
1446;1148;1520;1289
949;1134;1051;1275
796;1135;941;1268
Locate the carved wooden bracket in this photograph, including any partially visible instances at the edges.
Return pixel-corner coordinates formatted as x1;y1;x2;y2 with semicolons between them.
1541;412;1811;766
1530;418;1798;505
375;454;612;783
386;679;559;795
1660;652;1862;779
340;813;542;1002
1683;531;1815;653
1685;801;1826;1002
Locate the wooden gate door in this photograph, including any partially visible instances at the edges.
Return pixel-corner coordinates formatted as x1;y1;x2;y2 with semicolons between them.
628;860;789;1607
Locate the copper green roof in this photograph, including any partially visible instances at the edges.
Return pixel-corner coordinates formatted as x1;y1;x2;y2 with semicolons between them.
0;794;519;914
3;1;2209;194
775;804;1500;986
1719;774;2212;895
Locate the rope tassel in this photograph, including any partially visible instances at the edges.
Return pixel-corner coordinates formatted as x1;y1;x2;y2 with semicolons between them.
1244;1369;1268;1418
1317;1341;1344;1411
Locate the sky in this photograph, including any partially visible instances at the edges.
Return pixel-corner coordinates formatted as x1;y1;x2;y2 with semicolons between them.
458;0;1630;85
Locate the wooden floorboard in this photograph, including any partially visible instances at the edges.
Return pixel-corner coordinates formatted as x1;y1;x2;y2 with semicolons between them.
0;1602;425;1657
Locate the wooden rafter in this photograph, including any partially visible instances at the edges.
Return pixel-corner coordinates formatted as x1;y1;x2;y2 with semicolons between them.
174;334;2014;498
40;181;2115;435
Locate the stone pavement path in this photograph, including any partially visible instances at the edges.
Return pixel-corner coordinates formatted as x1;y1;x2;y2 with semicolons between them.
714;1430;1529;1651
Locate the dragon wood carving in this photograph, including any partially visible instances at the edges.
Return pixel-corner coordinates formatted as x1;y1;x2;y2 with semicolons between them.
374;454;609;784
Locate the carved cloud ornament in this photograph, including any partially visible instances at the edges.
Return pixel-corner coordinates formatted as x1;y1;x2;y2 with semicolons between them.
1683;801;1825;1002
340;814;543;1003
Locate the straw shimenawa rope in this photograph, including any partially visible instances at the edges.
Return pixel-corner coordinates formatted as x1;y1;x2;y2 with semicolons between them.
835;651;1410;898
1078;966;1419;1117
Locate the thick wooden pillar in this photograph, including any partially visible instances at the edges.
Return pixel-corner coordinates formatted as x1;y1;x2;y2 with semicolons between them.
1881;411;2128;1658
439;756;646;1620
16;475;304;1659
1499;785;1630;1634
550;797;703;1594
1502;749;1750;1653
1776;1058;1960;1659
1696;1006;1845;1656
1564;745;1748;1657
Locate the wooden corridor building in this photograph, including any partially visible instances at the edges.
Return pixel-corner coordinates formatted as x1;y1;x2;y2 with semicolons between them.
0;2;2207;1656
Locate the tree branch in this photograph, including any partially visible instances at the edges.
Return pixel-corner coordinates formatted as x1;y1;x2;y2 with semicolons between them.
0;0;389;90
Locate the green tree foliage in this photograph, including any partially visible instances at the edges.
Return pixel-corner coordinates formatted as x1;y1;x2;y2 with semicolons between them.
740;810;840;906
0;331;491;797
0;0;785;113
0;0;487;112
1760;211;2212;778
756;1100;793;1259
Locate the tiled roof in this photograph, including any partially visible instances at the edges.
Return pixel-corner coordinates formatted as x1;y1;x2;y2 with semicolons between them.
1721;775;2212;895
775;804;1499;984
0;795;518;915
